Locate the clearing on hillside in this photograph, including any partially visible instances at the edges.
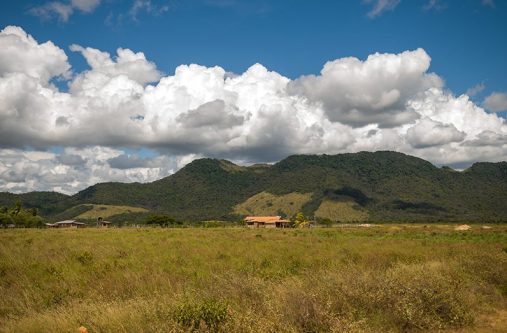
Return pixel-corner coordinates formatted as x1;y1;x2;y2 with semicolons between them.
75;204;148;219
233;191;312;217
315;200;369;222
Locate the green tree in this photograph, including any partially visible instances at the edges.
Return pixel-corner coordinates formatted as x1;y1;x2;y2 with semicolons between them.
146;214;180;227
293;212;310;228
317;217;333;228
0;213;13;228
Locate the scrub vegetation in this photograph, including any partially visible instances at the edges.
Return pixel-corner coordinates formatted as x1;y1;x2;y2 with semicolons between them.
1;225;506;332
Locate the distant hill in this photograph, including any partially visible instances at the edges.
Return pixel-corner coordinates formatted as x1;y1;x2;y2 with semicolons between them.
1;151;507;222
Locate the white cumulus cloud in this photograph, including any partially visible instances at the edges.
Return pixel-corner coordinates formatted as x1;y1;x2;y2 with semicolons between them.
0;147;193;194
0;25;507;193
288;48;442;128
0;26;70;82
406;117;466;148
483;92;507;112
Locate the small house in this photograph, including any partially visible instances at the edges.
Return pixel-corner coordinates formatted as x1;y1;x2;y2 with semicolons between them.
96;217;111;228
245;216;291;228
97;220;111;228
46;220;86;228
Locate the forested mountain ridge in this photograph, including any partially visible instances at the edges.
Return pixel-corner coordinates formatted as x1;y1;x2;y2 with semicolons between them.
1;151;506;222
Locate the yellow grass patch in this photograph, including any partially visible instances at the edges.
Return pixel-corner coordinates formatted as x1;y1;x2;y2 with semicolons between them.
0;227;506;332
233;191;312;217
314;200;369;222
76;204;148;220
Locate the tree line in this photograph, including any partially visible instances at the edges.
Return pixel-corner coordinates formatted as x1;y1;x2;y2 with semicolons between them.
0;201;45;228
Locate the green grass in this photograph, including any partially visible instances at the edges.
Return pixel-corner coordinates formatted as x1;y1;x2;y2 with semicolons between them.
0;225;506;332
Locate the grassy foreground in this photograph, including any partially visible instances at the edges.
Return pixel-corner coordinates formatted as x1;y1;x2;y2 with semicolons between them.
0;225;506;332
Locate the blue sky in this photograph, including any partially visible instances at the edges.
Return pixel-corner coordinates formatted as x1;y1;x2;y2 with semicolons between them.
1;0;505;99
1;0;507;193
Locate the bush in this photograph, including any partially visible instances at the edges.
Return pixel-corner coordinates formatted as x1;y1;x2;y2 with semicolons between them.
75;251;94;265
145;214;181;227
173;298;229;332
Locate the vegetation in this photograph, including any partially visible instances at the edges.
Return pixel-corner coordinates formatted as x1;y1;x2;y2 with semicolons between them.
145;214;182;227
0;201;45;228
292;211;310;228
233;191;312;217
2;151;507;222
74;204;148;220
0;191;69;216
314;200;369;222
0;225;506;332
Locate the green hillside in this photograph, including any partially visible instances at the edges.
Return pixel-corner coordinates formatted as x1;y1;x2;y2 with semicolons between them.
2;151;507;222
0;191;69;216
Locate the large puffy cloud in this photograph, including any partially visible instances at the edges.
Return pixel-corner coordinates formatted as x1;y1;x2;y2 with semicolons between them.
288;49;442;128
0;26;70;82
0;25;507;193
69;44;161;88
406;118;466;148
176;99;245;129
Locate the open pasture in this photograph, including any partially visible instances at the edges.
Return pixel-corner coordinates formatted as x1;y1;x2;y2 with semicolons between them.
0;224;506;332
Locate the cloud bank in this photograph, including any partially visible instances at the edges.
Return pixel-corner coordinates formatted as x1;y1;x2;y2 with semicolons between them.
0;25;506;194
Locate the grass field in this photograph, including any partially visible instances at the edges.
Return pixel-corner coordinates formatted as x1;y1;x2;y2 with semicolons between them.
0;225;506;332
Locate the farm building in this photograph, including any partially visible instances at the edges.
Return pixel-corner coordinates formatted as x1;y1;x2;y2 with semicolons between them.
245;216;291;228
96;217;112;228
97;220;111;228
45;220;86;228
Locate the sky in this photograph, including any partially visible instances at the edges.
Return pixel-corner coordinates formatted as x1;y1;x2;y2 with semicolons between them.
0;0;506;194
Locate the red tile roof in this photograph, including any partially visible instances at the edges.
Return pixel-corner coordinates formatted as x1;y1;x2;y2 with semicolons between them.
244;216;290;223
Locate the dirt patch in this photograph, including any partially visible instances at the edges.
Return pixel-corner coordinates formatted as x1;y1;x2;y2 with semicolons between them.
454;224;471;231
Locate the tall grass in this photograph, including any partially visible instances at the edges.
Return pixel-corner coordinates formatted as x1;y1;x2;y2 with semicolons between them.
0;225;506;332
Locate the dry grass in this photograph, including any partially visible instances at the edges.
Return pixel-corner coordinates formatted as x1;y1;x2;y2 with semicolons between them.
233;191;312;217
0;225;506;332
314;200;369;222
76;204;148;220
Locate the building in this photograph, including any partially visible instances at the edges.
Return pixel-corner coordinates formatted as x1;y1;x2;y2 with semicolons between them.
97;220;112;228
244;216;291;228
96;217;112;228
45;220;86;228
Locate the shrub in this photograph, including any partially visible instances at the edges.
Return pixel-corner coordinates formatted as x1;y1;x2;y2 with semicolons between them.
75;251;94;265
173;298;229;332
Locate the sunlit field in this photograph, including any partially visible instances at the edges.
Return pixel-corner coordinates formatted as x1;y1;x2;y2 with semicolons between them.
1;225;506;332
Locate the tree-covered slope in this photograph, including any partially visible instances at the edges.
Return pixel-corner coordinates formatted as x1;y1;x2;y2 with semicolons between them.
0;191;70;216
2;151;507;222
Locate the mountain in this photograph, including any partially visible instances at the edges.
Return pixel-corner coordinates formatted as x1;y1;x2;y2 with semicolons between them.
0;191;69;216
1;151;507;222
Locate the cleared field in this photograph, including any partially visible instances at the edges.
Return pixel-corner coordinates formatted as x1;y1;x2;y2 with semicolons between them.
314;200;369;222
0;225;506;332
75;204;148;220
233;191;312;217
